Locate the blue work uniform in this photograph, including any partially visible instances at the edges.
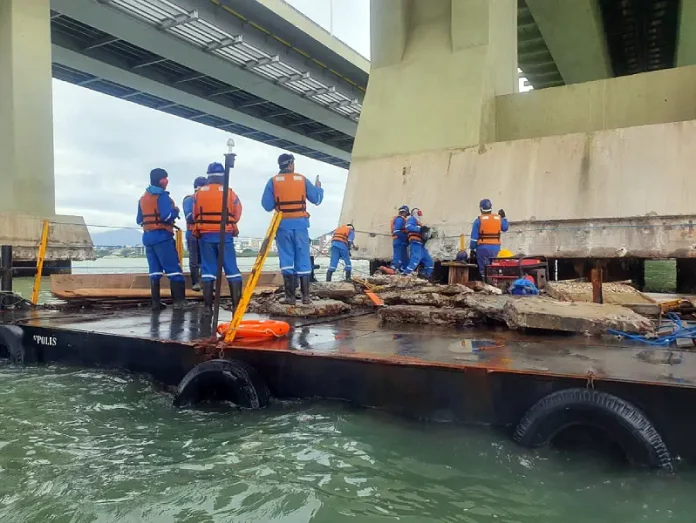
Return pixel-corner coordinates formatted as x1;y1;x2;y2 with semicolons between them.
404;216;434;278
391;215;409;271
196;175;243;283
329;227;355;273
470;214;509;275
136;186;184;282
261;172;324;276
182;193;200;284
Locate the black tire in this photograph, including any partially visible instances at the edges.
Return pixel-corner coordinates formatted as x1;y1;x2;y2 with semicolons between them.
173;359;270;409
0;325;24;363
513;388;672;469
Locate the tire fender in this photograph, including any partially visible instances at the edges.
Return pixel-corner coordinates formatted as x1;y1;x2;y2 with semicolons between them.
513;388;672;469
0;325;25;363
173;359;270;409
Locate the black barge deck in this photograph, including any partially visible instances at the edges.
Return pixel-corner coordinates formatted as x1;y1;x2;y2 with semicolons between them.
2;308;695;468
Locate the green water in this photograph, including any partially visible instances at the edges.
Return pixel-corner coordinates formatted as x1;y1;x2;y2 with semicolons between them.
0;365;692;522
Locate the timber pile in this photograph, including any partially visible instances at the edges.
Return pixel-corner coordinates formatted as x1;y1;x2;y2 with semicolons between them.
244;275;653;335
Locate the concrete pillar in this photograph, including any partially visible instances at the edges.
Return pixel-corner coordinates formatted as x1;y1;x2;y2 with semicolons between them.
352;0;518;160
0;0;56;216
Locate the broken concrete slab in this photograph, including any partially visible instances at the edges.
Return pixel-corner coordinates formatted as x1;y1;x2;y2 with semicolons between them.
502;297;653;335
453;294;512;322
367;275;430;289
464;281;503;295
546;280;659;315
249;299;351;317
378;305;481;326
380;291;453;307
311;282;357;299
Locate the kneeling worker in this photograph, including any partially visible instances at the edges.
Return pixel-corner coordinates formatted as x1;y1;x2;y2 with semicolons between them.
403;208;434;278
261;153;323;305
182;176;207;291
137;168;186;310
194;162;243;316
470;198;508;277
327;223;355;282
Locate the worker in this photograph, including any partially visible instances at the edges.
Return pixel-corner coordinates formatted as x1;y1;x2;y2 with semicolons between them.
136;168;186;310
326;224;355;282
261;153;324;305
403;208;434;279
390;205;410;272
182;176;207;291
194;162;243;316
470;199;509;277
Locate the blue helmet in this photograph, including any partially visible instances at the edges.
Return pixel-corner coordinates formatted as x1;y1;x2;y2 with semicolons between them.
398;205;409;215
479;199;493;212
207;162;225;175
193;176;207;189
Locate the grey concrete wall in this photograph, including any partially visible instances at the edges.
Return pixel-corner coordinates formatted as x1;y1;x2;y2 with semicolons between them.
342;119;696;261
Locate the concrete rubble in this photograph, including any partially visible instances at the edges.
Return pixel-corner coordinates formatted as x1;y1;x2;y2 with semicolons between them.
244;273;653;335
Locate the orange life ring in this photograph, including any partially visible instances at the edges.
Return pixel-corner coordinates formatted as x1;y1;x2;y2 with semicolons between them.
217;319;290;339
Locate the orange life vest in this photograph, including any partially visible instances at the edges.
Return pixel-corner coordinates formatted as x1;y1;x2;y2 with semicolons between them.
332;225;352;245
272;173;309;219
194;184;239;235
477;214;502;245
391;216;407;240
139;192;174;234
408;220;423;243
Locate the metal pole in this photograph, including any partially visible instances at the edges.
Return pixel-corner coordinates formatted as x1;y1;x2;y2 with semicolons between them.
211;147;237;329
1;246;12;292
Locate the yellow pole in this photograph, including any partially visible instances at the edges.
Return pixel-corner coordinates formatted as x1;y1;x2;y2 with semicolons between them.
459;234;465;251
31;220;50;305
175;228;184;266
224;211;283;343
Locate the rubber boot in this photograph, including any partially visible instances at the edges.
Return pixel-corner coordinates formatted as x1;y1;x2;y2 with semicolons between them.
202;280;214;316
150;279;166;311
229;279;243;313
190;268;201;292
326;270;334;282
300;275;312;305
280;274;296;306
171;280;188;310
345;270;352;282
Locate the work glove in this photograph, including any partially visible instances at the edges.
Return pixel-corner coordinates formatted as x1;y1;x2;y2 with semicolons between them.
420;225;431;235
498;209;506;218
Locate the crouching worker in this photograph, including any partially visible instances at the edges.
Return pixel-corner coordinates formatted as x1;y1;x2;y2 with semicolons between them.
403;208;434;279
137;168;186;310
327;224;355;282
194;162;243;316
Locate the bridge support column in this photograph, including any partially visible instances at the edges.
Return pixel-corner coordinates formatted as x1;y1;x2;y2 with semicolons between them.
0;0;55;215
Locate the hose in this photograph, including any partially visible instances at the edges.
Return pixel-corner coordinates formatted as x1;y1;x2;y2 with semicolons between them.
608;313;696;347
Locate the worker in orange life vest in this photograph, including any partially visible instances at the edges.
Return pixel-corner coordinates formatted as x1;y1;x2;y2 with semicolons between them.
326;224;355;282
261;153;323;306
403;208;434;278
136;168;186;310
390;205;410;272
194;162;243;316
182;176;207;292
469;198;509;276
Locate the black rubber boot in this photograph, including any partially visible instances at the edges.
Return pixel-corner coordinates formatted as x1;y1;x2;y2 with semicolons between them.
345;270;352;282
191;270;201;292
280;274;296;306
150;279;166;311
300;275;312;305
326;270;334;282
171;280;188;310
229;279;243;313
202;281;214;316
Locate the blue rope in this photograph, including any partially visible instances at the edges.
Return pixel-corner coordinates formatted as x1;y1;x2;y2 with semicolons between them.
608;313;696;347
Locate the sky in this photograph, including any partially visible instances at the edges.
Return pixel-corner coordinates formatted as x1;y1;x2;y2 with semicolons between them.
52;0;370;240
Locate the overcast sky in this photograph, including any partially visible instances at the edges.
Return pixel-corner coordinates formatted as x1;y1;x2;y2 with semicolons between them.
52;0;370;240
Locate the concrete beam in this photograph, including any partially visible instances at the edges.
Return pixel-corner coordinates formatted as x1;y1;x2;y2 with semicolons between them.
52;45;352;163
0;0;56;216
50;0;358;137
525;0;612;84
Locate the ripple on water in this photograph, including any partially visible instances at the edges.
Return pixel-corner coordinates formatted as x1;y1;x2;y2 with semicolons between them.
0;365;693;522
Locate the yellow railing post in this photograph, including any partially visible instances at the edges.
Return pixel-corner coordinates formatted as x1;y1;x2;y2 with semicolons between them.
31;220;50;305
223;211;282;343
459;234;465;252
175;228;184;266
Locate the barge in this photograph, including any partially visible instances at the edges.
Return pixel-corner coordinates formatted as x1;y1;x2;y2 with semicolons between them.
1;307;694;469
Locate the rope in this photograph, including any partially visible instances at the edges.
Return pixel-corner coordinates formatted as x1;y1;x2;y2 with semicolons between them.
608;313;696;346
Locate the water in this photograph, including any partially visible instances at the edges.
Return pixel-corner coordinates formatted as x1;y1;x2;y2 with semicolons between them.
0;366;693;522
